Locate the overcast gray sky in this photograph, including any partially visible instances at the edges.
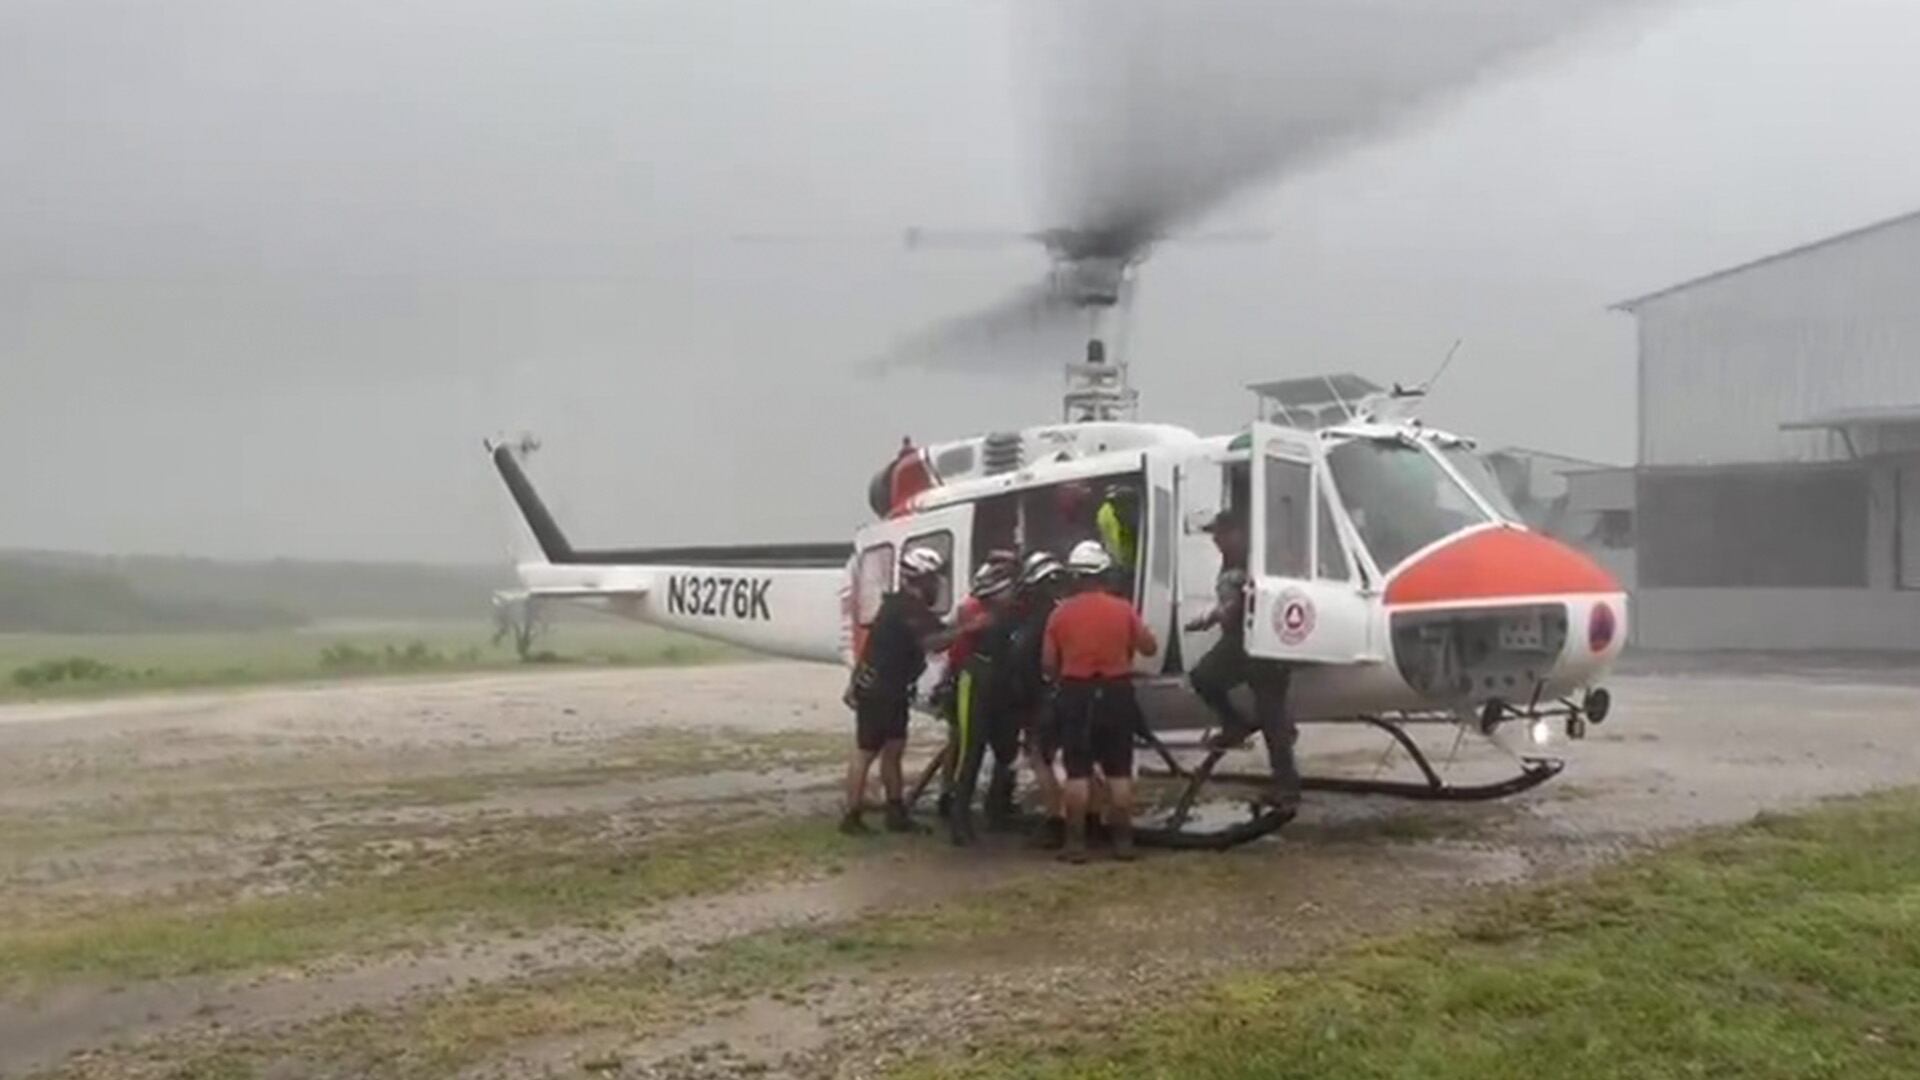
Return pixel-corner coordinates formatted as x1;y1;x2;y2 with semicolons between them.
5;0;1919;563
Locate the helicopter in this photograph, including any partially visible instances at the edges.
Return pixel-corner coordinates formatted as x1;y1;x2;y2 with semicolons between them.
484;0;1654;847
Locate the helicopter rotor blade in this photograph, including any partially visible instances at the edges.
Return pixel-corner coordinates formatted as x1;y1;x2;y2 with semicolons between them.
861;282;1086;376
1029;0;1661;253
730;230;903;247
901;228;1039;251
872;0;1665;374
1161;228;1275;247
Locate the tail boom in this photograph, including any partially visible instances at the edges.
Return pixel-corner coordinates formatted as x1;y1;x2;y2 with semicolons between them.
515;561;847;664
488;438;854;663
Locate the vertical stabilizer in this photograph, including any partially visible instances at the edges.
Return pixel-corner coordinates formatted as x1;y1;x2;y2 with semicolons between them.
488;441;574;564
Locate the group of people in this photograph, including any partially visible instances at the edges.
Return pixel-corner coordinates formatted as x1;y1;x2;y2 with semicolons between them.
841;503;1299;864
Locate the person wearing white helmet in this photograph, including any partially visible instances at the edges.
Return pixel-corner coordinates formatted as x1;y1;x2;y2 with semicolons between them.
933;555;1017;813
1042;539;1159;862
1005;550;1071;845
945;557;1022;845
842;543;952;835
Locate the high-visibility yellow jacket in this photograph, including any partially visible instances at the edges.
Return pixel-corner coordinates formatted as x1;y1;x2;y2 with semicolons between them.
1096;501;1138;570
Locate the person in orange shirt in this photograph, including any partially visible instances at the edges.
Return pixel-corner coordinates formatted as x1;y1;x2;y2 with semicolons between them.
1042;540;1159;862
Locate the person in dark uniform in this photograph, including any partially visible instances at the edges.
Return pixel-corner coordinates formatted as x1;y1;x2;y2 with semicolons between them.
1185;509;1300;813
934;554;1019;819
1006;550;1069;846
842;546;951;835
947;558;1020;845
1043;540;1159;862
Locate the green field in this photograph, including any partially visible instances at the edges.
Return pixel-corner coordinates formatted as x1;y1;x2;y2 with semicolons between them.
902;791;1920;1080
41;790;1920;1079
0;620;744;701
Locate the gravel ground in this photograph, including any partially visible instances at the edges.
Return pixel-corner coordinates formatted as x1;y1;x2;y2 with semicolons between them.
2;657;1918;1078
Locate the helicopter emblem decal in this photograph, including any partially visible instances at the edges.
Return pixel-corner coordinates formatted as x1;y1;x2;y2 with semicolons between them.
1276;588;1316;646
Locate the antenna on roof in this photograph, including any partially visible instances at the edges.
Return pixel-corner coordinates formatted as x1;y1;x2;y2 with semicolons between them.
1426;337;1464;391
1397;338;1463;400
1377;339;1463;426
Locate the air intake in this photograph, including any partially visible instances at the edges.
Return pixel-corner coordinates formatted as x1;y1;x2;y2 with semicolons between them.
982;432;1023;475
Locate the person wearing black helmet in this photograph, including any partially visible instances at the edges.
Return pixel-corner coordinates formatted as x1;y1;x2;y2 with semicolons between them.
842;545;952;836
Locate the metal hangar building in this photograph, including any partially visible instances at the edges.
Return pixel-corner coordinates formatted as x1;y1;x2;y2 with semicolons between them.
1608;209;1920;650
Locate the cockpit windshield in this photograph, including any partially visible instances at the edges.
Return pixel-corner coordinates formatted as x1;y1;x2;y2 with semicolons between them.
1327;437;1491;573
1438;446;1523;523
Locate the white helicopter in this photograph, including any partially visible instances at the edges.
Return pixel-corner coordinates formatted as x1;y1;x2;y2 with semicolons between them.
486;1;1650;847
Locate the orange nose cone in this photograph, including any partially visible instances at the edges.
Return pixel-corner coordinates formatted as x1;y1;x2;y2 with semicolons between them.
1385;527;1620;606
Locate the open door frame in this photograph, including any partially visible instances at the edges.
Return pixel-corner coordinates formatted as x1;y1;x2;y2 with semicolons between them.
1245;423;1375;665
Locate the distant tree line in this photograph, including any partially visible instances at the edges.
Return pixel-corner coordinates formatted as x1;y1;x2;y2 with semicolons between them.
0;559;300;633
0;552;516;633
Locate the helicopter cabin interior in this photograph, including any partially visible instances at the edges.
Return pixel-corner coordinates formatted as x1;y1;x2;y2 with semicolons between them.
849;420;1531;689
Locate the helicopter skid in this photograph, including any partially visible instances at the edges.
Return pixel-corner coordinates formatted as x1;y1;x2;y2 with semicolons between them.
908;697;1595;851
1132;710;1572;849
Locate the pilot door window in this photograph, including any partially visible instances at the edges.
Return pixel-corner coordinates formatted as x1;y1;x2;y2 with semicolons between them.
1264;455;1312;578
1315;487;1352;582
854;543;895;626
1225;463;1252;521
903;531;954;615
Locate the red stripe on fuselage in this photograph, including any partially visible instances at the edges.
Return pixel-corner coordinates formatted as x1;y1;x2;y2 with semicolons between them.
1385;527;1619;606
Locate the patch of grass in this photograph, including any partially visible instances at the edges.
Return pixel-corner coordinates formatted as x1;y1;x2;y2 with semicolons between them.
0;621;744;702
34;895;972;1080
19;835;1505;1080
0;724;838;805
0;815;873;992
0;725;849;922
39;926;902;1080
899;790;1920;1080
42;794;1920;1079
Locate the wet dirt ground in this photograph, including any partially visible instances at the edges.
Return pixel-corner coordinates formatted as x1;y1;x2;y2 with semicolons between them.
2;657;1918;1078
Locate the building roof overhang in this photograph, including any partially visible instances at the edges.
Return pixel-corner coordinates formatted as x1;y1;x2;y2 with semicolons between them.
1779;404;1920;432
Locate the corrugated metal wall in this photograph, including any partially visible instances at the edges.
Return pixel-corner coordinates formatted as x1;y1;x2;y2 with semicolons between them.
1635;214;1920;466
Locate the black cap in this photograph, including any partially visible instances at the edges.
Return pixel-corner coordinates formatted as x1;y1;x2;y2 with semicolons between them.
1200;508;1246;534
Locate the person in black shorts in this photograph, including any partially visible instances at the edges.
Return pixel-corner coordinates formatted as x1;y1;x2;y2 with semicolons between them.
1042;541;1159;862
842;546;951;835
1005;550;1069;846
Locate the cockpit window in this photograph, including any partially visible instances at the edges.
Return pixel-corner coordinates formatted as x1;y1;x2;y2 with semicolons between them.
1327;438;1490;573
1440;447;1522;523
